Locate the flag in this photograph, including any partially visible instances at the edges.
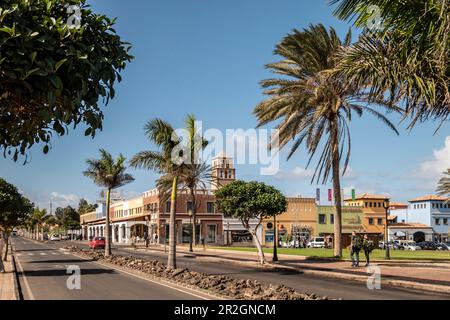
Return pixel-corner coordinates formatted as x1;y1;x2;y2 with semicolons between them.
352;189;356;201
316;188;320;202
328;189;332;202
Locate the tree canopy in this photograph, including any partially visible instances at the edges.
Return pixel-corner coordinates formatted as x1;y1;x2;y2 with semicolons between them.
0;0;133;161
215;181;287;225
0;177;34;232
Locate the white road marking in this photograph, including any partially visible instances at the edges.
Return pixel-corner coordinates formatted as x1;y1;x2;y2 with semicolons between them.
16;253;22;257
27;253;34;256
14;254;36;300
52;252;58;255
39;253;47;256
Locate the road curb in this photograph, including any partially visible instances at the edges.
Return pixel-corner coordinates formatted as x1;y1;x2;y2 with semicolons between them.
127;247;450;296
60;248;230;300
10;244;21;300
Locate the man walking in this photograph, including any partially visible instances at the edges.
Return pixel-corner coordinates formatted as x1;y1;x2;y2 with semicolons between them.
350;231;361;268
362;234;374;266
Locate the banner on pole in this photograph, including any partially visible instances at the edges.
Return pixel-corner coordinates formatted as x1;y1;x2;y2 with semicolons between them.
328;189;332;202
352;189;356;201
316;188;320;202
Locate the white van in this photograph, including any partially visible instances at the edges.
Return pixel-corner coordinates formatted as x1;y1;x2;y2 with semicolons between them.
307;237;326;248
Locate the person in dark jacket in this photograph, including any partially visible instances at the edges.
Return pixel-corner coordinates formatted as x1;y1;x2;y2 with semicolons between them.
350;231;362;267
362;234;374;266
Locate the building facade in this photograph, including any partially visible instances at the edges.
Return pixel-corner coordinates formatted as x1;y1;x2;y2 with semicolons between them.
392;195;450;242
316;205;365;247
344;193;389;239
262;197;317;246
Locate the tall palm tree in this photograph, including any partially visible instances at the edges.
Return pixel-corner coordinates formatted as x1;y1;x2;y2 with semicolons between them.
330;0;450;128
83;149;134;257
437;169;450;201
254;24;399;257
130;119;183;269
157;162;215;252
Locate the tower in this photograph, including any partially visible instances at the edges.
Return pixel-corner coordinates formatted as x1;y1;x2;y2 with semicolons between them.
211;151;236;191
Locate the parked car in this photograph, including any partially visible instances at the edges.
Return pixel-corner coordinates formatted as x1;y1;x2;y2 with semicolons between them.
89;237;106;250
436;243;448;251
61;234;70;241
417;242;438;250
50;234;61;241
43;233;49;241
403;243;422;251
307;237;325;248
443;243;450;250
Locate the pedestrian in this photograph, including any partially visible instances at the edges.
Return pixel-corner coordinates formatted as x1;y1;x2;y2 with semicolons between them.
362;234;374;266
0;231;5;273
153;233;158;245
350;231;362;268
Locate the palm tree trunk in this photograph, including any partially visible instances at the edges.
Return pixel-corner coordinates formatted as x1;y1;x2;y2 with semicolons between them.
189;187;197;249
105;188;112;257
330;118;343;258
167;176;178;269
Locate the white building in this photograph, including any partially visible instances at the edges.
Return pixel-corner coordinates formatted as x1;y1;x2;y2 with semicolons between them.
388;223;433;242
393;195;450;242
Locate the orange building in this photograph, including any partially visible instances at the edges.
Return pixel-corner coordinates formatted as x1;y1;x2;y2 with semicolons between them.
344;193;390;241
262;197;317;245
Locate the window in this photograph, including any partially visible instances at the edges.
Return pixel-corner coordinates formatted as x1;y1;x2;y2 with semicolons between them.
368;218;374;225
433;203;436;209
165;201;171;213
319;214;326;224
330;214;334;224
377;218;383;225
369;202;372;207
414;204;417;209
444;218;448;225
187;201;193;213
435;218;441;225
365;202;368;208
424;203;427;209
207;202;215;213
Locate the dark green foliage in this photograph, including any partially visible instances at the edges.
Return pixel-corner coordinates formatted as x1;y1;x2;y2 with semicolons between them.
0;0;133;161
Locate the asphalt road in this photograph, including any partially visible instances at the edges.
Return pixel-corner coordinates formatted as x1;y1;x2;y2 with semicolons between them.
12;237;206;300
13;237;450;300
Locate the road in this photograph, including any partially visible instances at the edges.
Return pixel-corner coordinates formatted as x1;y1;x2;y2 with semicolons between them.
12;237;207;300
12;237;450;300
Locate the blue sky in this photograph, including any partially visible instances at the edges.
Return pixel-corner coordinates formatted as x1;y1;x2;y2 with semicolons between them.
0;0;449;211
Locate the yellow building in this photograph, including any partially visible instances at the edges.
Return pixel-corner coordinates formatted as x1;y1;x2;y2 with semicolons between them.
262;197;317;245
344;193;389;238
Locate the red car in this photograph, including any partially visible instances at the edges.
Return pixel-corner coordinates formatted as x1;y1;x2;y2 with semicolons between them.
89;237;106;250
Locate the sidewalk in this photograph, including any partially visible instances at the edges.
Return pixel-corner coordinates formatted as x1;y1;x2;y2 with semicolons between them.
0;247;18;300
120;244;450;294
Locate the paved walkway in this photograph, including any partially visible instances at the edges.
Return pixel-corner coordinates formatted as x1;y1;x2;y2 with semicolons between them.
0;254;17;300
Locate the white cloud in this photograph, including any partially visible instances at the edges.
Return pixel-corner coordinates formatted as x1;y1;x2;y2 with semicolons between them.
273;166;314;181
408;136;450;188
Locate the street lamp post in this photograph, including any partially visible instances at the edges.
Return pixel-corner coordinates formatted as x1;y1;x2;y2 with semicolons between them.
227;222;230;246
383;199;391;260
272;215;279;262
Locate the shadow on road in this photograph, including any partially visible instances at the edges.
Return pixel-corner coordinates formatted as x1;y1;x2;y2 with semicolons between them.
29;259;88;264
14;248;58;252
19;268;116;277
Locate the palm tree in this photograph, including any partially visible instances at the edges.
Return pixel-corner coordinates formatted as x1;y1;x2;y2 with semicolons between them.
157;162;215;252
130;119;183;269
254;24;399;257
437;169;450;201
31;208;51;241
83;149;134;257
329;0;450;128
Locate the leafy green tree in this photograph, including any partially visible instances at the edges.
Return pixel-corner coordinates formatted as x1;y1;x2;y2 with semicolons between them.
54;205;81;230
0;0;133;161
437;169;450;200
330;0;450;128
83;149;134;256
130;118;185;269
215;181;287;264
77;198;97;215
253;24;399;257
0;177;34;261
